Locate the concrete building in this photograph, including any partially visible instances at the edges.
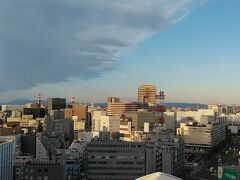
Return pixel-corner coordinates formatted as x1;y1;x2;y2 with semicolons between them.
148;131;185;177
72;116;85;131
0;134;21;155
107;100;140;116
107;97;120;103
92;111;106;131
0;140;14;180
217;114;240;134
21;135;36;156
164;112;176;132
14;155;33;180
99;115;120;132
36;133;50;160
178;122;226;153
23;107;47;119
47;98;66;114
1;105;25;112
50;110;65;120
64;104;88;121
44;116;74;144
86;141;147;180
0;126;21;136
124;110;156;131
86;131;184;180
207;104;237;115
17;160;65;180
119;119;132;141
106;97;148;116
176;109;216;124
138;85;157;106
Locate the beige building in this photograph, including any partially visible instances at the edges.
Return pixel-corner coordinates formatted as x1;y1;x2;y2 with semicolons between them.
99;116;120;132
178;122;226;153
138;85;157;106
119;119;132;141
176;109;216;124
72;116;85;131
92;111;106;131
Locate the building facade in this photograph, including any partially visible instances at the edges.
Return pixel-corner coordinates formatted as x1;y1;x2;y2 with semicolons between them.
178;122;226;153
0;140;14;180
124;110;156;131
138;85;157;106
47;98;66;114
86;132;185;180
107;101;140;116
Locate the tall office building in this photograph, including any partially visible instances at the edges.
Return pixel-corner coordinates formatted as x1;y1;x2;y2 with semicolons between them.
0;140;14;180
138;85;157;106
47;98;66;114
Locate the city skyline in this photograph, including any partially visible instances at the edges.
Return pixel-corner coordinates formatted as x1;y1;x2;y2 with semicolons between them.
0;0;240;104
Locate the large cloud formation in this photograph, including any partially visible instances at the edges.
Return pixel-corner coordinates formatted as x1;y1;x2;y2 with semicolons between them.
0;0;205;91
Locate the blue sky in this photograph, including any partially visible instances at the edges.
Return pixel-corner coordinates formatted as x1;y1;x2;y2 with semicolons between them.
0;0;240;104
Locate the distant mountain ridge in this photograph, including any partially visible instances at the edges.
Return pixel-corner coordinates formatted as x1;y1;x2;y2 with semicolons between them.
1;98;207;109
1;98;47;106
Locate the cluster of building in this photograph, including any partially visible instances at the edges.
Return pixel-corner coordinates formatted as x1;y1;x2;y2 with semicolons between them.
0;85;239;179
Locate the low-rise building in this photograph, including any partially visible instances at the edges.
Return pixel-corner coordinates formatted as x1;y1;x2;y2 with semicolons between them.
124;110;156;131
178;122;226;153
17;160;65;180
86;131;184;180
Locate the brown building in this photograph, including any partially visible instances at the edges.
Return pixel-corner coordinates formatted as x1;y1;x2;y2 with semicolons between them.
107;101;139;116
138;85;157;106
107;97;149;116
64;104;88;121
0;127;21;136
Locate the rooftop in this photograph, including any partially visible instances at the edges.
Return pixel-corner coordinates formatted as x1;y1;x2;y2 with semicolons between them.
136;172;183;180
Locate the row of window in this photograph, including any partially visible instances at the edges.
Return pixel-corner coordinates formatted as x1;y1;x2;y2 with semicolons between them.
88;172;143;176
88;167;144;170
88;161;144;165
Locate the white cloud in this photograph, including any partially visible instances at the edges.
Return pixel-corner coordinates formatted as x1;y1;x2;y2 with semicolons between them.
0;0;206;91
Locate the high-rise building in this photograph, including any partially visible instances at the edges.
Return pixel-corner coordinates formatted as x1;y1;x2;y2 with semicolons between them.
0;140;14;180
47;98;66;114
138;85;157;106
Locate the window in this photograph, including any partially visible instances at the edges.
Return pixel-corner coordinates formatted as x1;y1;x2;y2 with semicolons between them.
43;176;48;180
